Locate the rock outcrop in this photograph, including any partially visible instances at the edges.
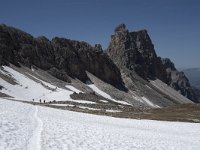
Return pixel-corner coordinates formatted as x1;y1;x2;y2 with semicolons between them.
162;58;198;102
107;24;198;102
0;24;123;88
0;23;198;103
107;24;168;83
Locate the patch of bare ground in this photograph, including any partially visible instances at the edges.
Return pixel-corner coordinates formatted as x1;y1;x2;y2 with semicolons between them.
43;102;200;123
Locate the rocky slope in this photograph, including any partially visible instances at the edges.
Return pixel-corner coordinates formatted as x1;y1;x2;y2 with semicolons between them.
0;24;198;107
161;58;198;102
107;24;198;102
0;24;123;88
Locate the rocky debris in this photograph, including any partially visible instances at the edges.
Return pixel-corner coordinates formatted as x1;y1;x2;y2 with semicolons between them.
162;58;198;102
70;92;107;102
0;24;123;88
48;67;71;83
0;91;11;97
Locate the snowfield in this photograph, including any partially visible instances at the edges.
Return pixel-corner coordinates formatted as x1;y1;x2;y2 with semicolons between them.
0;98;200;150
0;66;74;102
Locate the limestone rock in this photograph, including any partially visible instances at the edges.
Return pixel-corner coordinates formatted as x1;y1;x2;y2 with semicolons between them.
0;24;123;88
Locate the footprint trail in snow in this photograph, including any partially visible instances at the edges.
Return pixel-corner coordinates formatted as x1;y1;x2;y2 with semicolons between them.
27;106;43;150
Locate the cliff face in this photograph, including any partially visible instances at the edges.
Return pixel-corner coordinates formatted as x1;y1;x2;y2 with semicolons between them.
0;24;123;87
107;24;198;102
0;24;198;102
162;58;198;102
107;24;168;83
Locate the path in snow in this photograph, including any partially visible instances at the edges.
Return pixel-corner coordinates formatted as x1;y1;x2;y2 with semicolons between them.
0;99;35;150
1;98;200;150
27;106;43;150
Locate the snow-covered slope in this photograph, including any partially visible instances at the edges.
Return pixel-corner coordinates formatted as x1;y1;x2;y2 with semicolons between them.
0;66;75;102
0;65;193;109
0;98;200;150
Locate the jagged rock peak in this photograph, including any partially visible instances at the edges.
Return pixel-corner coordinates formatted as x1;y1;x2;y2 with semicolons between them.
161;58;176;71
94;44;103;53
107;24;168;82
114;23;127;32
161;58;198;102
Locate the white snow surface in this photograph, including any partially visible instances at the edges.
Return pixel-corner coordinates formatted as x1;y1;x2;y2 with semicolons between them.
78;106;101;111
0;66;74;102
1;98;200;150
49;104;75;107
132;94;160;108
65;85;82;93
142;96;160;108
86;82;132;106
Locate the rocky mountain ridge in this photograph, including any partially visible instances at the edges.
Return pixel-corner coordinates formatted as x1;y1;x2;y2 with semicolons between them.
0;24;123;89
107;24;198;102
0;23;199;103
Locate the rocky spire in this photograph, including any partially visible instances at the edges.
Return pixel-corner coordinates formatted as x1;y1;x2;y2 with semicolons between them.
107;24;168;82
107;23;198;102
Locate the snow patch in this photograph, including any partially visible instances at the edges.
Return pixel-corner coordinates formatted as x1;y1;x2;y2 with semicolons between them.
78;106;101;111
142;97;160;108
49;104;75;107
99;100;108;103
106;110;122;113
70;100;96;104
132;93;160;108
65;85;82;93
145;84;152;89
86;82;132;106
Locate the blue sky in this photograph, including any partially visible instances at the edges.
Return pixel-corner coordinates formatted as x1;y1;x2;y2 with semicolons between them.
0;0;199;68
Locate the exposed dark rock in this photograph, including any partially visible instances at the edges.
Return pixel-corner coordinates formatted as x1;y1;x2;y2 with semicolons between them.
107;24;197;102
192;87;200;102
0;24;123;88
48;67;71;83
0;23;198;103
107;24;168;83
162;58;198;102
182;68;200;89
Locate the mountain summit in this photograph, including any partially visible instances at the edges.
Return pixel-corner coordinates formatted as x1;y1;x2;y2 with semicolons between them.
107;24;198;102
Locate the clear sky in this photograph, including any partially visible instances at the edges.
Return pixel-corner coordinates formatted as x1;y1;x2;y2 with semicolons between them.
0;0;199;68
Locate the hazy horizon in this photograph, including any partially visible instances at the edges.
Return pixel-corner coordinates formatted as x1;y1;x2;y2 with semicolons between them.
0;0;199;68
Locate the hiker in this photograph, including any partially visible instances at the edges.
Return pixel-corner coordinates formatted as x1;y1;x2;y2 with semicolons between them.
39;99;41;103
44;100;45;103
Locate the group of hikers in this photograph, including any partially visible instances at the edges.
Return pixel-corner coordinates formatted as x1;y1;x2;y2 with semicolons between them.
32;99;45;103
